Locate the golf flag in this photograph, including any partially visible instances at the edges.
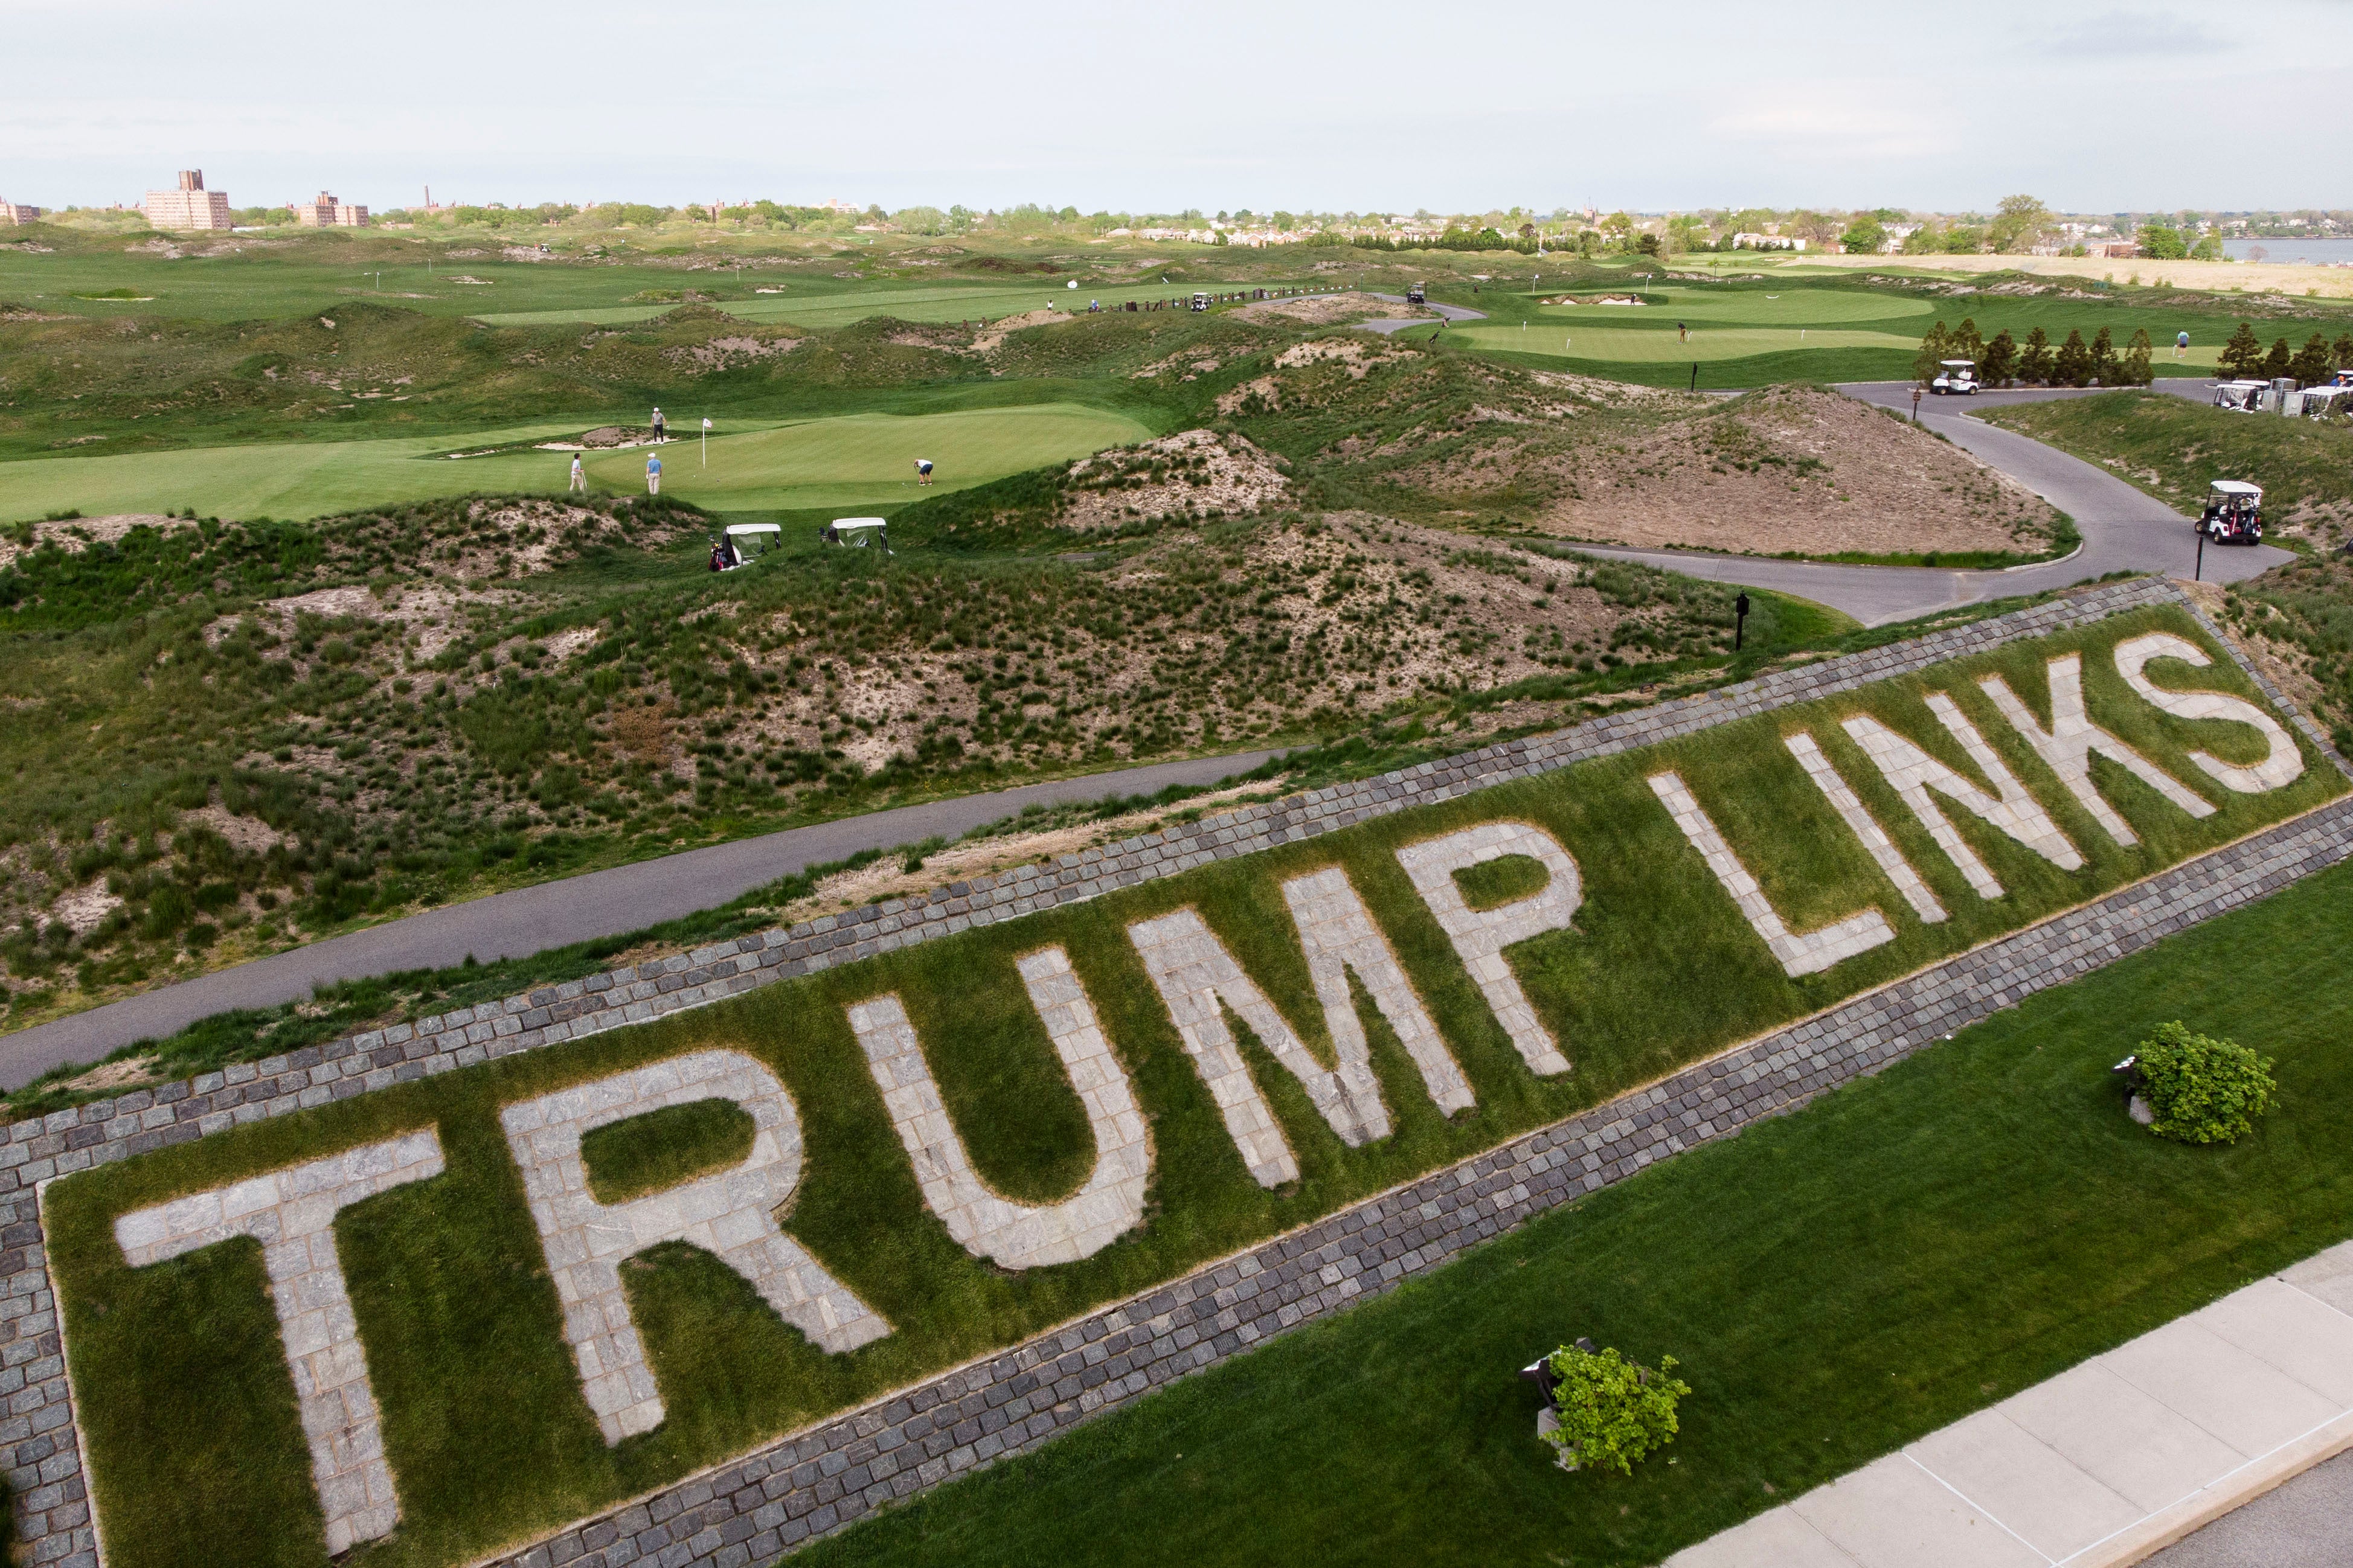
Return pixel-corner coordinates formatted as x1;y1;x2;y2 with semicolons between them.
701;417;712;466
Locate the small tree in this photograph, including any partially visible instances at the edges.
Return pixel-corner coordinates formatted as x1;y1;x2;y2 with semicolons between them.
2290;333;2332;388
1982;329;2020;385
1987;194;2053;254
2053;328;2092;387
2192;232;2224;260
2220;322;2265;379
2089;326;2120;385
2137;223;2189;260
1541;1345;1692;1476
2134;1020;2277;1144
1840;218;1887;255
2018;326;2054;385
1636;232;1660;256
2263;336;2294;379
1949;316;1986;367
2120;328;2154;386
2334;333;2353;370
1914;320;1953;383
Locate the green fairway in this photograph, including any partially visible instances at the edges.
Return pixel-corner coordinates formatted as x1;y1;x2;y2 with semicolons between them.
1449;321;1921;363
474;280;1315;330
789;851;2353;1568
0;403;1146;522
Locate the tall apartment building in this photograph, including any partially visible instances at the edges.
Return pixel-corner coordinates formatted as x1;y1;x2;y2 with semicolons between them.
144;170;233;231
294;191;368;228
0;200;41;226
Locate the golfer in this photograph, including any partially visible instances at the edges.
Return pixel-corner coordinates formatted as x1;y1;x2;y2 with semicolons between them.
569;454;586;493
1678;321;1689;342
2177;330;2191;359
651;406;667;443
914;458;934;486
646;452;663;496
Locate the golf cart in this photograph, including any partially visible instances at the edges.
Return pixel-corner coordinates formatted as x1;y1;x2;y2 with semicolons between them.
2199;481;2264;545
2212;380;2271;412
1406;283;1427;304
710;522;780;571
1190;292;1210;312
2297;384;2351;421
1930;359;1980;395
818;517;893;554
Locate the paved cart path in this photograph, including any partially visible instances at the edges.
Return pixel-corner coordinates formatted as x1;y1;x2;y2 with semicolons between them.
1672;1237;2353;1567
0;748;1283;1089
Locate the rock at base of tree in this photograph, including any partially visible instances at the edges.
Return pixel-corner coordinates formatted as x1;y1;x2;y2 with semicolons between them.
2129;1093;2156;1127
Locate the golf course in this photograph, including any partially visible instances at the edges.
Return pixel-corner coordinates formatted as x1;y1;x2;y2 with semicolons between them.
0;403;1148;520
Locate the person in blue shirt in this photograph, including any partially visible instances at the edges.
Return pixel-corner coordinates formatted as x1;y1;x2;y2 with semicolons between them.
647;453;663;496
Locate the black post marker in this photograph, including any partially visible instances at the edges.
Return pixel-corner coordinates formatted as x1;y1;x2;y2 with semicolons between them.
2195;529;2205;583
1735;590;1751;650
1690;362;1698;392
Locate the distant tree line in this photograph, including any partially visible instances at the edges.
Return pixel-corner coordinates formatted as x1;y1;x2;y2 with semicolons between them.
1915;318;2155;388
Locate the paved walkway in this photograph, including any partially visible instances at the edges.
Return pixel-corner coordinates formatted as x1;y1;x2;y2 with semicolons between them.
0;747;1283;1089
1669;1238;2353;1567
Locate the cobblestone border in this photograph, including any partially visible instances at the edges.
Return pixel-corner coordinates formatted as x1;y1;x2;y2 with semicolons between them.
1;577;2329;1564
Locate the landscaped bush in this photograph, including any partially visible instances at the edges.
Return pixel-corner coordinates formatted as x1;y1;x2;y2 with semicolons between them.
1539;1345;1691;1476
2134;1020;2278;1145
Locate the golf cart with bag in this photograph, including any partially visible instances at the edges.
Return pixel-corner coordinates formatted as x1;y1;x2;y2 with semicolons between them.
2198;481;2264;546
818;517;894;554
1406;283;1427;304
2212;380;2271;412
710;522;781;572
1930;359;1980;395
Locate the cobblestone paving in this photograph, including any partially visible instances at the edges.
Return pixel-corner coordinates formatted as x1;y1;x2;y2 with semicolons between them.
7;578;2341;1567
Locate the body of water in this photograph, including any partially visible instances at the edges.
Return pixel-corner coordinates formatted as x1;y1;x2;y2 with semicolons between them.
2223;237;2353;266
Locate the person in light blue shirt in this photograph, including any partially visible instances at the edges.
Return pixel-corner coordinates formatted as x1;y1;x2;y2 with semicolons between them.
647;453;663;496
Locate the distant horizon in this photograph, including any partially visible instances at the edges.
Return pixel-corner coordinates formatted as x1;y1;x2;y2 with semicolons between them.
7;0;2349;218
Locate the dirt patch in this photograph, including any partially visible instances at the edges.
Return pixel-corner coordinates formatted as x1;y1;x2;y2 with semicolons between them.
666;334;803;372
1060;430;1290;529
1526;386;2064;560
1236;293;1414;326
0;513;188;571
972;309;1068;354
176;804;287;856
51;882;124;936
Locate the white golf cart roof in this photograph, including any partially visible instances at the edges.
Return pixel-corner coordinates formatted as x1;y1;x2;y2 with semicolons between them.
831;518;887;533
725;523;781;537
1939;359;1977;370
2220;379;2270;391
2210;480;2262;498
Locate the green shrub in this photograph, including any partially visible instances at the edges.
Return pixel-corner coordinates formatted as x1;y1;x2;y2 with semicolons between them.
1541;1345;1691;1476
2136;1021;2277;1145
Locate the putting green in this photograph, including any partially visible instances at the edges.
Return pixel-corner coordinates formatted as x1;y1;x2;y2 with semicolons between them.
1503;286;1931;327
0;404;1148;523
1448;321;1923;363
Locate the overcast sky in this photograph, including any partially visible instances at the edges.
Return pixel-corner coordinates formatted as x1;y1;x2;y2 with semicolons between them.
5;0;2347;215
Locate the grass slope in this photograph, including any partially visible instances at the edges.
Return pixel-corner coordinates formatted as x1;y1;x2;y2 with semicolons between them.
792;853;2353;1568
43;603;2340;1568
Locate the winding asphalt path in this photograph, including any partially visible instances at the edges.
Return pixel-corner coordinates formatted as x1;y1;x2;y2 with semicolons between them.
0;749;1282;1089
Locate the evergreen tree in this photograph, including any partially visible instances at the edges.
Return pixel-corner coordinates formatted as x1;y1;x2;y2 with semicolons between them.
1914;320;1953;383
2220;321;2265;379
2120;329;2154;386
2053;328;2091;387
2263;336;2294;379
2089;326;2120;385
1950;316;1987;366
2018;325;2054;385
2289;333;2332;388
2334;333;2353;370
1981;328;2020;385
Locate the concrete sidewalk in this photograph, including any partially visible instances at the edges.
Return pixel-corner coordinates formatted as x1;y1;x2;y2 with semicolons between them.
1669;1238;2353;1567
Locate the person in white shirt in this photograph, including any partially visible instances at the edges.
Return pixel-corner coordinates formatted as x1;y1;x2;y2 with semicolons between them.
651;406;667;443
568;454;586;493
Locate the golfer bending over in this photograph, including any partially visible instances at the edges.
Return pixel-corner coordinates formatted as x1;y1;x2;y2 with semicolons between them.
646;452;663;495
914;458;934;486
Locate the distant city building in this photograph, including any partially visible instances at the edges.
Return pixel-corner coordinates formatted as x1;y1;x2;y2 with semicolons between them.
0;200;40;226
293;191;368;227
144;170;233;231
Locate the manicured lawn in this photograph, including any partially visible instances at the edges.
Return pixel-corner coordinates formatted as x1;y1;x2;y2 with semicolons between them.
0;403;1146;522
475;281;1305;331
43;604;2340;1568
794;854;2353;1568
